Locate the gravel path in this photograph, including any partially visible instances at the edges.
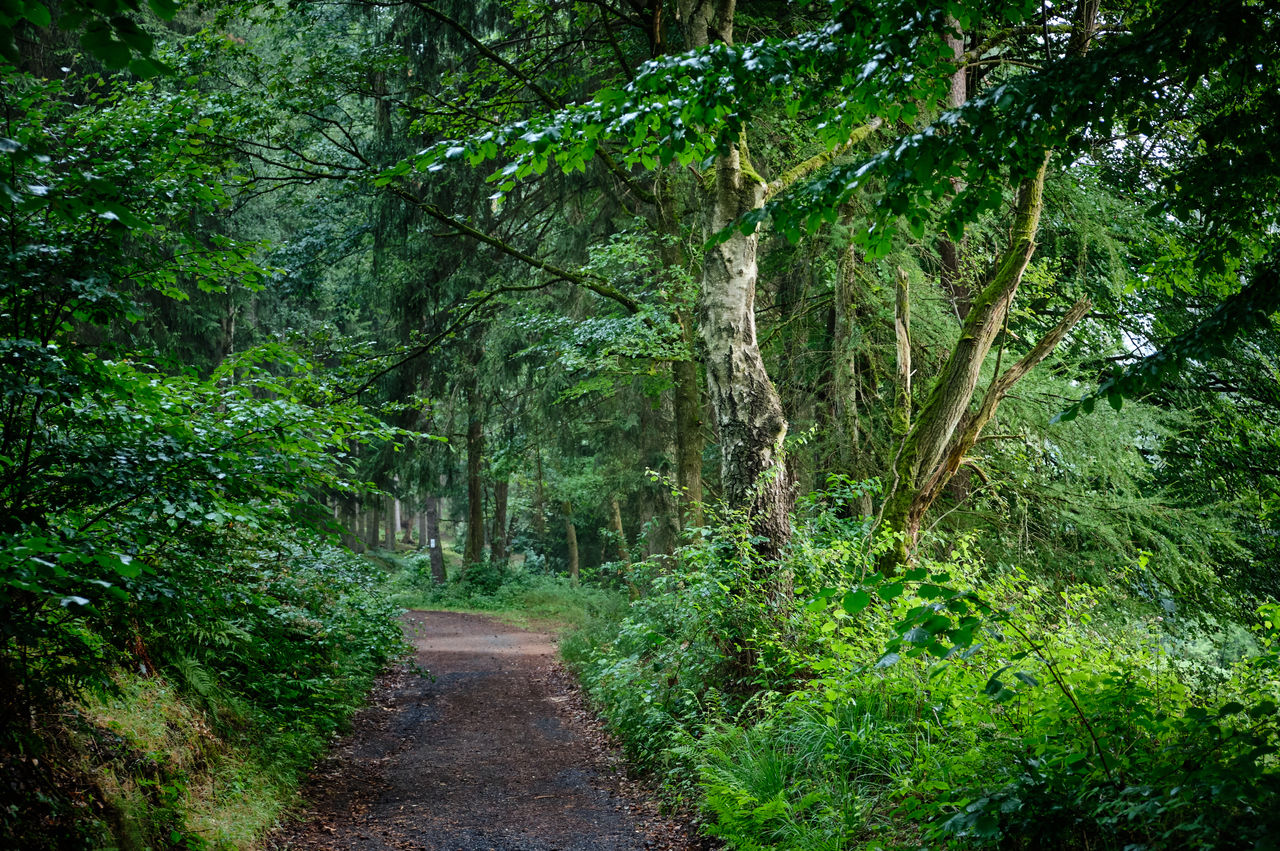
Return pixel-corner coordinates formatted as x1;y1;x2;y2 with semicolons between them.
267;611;710;851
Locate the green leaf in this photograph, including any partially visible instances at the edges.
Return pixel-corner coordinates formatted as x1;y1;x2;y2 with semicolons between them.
875;652;900;668
23;3;52;27
842;589;871;614
876;582;904;601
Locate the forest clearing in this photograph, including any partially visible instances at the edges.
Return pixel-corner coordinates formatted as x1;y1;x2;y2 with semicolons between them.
2;0;1279;849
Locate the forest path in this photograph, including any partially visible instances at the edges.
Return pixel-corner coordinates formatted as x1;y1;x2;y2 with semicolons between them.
267;611;707;851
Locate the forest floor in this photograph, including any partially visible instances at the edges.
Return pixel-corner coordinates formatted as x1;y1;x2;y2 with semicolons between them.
266;610;711;851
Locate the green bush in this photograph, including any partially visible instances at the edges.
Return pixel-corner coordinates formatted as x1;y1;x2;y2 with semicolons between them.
1;542;407;850
565;490;1280;851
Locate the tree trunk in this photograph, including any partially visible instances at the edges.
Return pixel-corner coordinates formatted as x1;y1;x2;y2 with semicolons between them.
365;500;381;550
698;143;792;559
877;2;1100;570
641;389;680;560
893;266;912;437
465;382;485;565
831;241;875;516
399;499;413;544
341;499;363;553
881;158;1050;569
491;478;509;565
384;493;396;550
676;0;793;560
655;166;705;534
673;334;705;529
417;505;427;550
608;496;629;563
532;443;547;543
937;15;970;320
563;500;579;585
424;495;446;584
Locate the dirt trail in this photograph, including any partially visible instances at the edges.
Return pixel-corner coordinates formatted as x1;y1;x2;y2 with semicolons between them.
268;611;709;851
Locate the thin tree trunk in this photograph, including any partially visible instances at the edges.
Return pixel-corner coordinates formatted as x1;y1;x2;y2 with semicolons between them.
417;505;427;550
673;337;705;529
533;442;547;542
563;500;579;585
893;266;912;437
655;169;706;534
641;389;680;560
424;495;446;584
465;382;485;565
365;500;381;550
938;15;970;319
608;496;629;563
384;493;396;550
398;499;413;544
340;499;362;553
491;478;509;565
831;241;875;516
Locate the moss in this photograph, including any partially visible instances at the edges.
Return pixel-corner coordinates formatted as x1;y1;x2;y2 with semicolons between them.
24;672;319;850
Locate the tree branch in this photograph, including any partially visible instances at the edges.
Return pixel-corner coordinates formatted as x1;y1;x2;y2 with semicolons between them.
919;294;1092;509
765;118;881;200
390;186;642;313
407;0;658;205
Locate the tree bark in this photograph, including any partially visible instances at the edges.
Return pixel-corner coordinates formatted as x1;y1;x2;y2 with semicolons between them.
424;495;446;584
365;500;381;550
491;477;509;565
340;499;363;553
384;494;397;550
881;158;1051;569
677;0;793;560
399;499;414;544
893;266;912;437
417;505;427;550
465;382;485;565
937;15;970;319
532;442;547;543
608;496;630;563
641;388;680;560
673;329;705;529
655;168;705;534
563;500;579;585
699;143;793;559
877;0;1101;570
831;241;875;516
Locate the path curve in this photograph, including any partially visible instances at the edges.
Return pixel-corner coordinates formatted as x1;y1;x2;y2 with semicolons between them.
268;611;708;851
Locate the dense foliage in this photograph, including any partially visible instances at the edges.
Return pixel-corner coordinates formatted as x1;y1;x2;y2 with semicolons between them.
566;499;1280;850
3;0;1279;847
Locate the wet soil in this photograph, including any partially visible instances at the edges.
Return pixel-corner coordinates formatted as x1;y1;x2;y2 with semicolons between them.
267;611;710;851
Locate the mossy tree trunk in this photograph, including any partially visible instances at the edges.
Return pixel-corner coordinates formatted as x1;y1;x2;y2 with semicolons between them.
880;159;1088;569
878;2;1101;570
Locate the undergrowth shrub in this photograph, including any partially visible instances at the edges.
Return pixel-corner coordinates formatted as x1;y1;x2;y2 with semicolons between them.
566;481;1280;851
1;541;406;850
